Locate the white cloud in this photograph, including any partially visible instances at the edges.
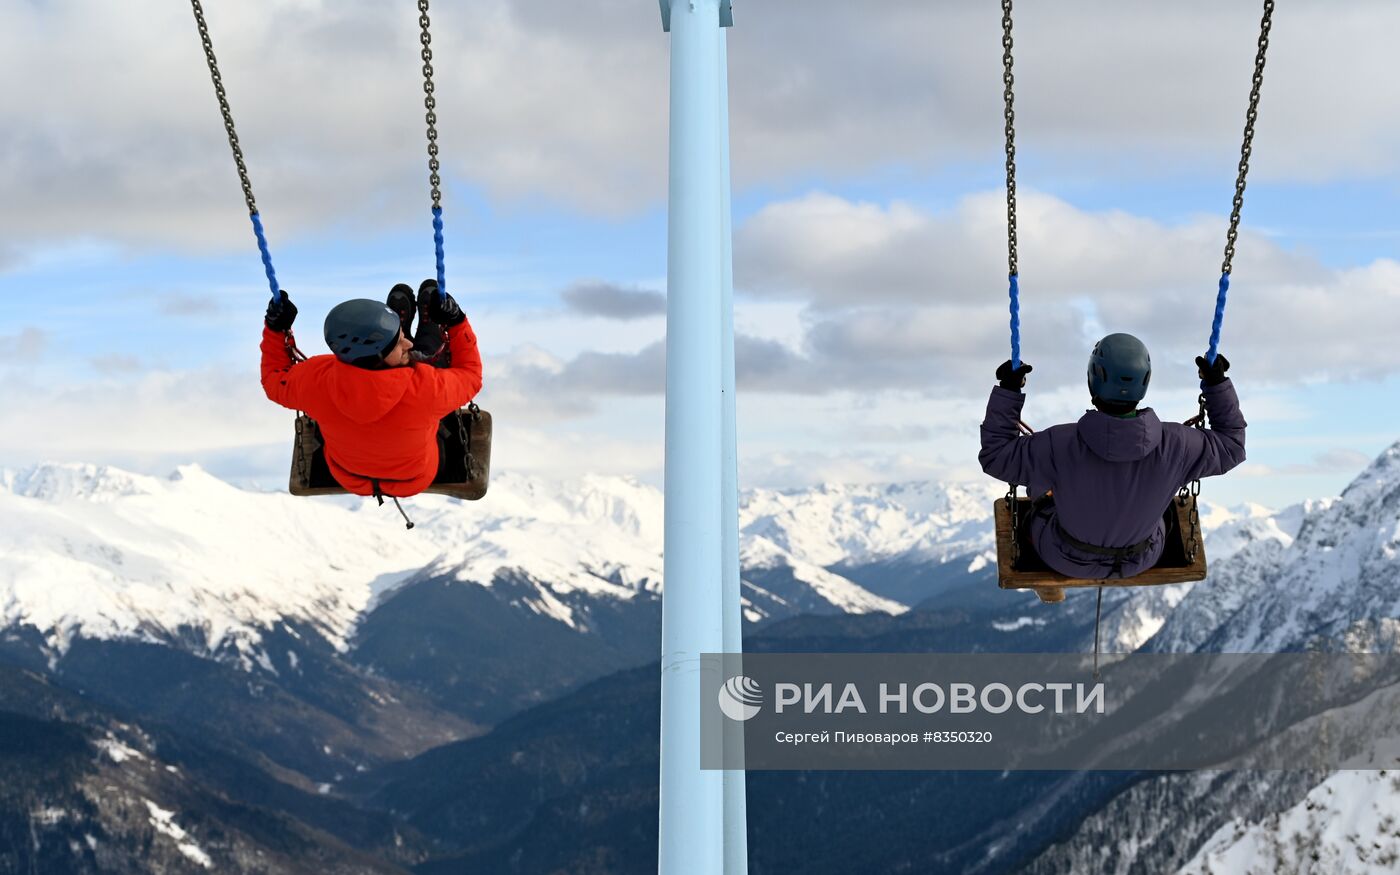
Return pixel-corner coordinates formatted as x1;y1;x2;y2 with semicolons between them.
733;190;1400;392
0;367;287;460
4;0;1400;257
0;327;46;358
1236;448;1375;479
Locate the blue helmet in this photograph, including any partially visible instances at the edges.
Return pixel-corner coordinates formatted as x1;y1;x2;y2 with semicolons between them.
324;299;401;364
1088;333;1151;402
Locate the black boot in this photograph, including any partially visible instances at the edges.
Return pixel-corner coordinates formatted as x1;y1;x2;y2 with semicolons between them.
386;283;416;341
413;279;450;366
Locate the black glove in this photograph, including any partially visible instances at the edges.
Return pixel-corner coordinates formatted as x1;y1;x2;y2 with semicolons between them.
996;359;1033;392
422;280;466;328
1196;353;1231;387
265;291;297;332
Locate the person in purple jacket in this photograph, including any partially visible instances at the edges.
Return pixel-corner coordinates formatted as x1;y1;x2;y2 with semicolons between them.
979;333;1247;580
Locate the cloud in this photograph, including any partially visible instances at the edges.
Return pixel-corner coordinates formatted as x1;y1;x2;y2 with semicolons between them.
488;305;1081;411
157;293;223;317
4;0;1400;259
486;343;665;421
561;281;666;320
0;367;287;462
88;354;144;374
735;190;1325;308
0;360;668;489
734;191;1400;392
1237;448;1375;479
0;327;46;358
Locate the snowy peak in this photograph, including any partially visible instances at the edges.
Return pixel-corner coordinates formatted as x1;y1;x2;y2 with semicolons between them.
741;480;1003;568
1196;497;1322;561
1180;771;1400;874
4;462;164;503
1341;439;1400;505
1150;438;1400;653
460;471;665;544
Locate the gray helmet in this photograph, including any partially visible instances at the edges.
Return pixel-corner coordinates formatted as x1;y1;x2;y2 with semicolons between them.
324;299;401;364
1088;333;1151;402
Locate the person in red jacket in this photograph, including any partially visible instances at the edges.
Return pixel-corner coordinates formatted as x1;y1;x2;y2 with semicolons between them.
261;279;483;499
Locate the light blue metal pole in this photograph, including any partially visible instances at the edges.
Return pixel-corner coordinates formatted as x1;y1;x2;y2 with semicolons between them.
658;1;738;873
717;25;749;875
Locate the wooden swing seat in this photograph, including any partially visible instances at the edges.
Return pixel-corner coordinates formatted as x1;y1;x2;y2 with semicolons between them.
289;405;492;501
994;495;1207;603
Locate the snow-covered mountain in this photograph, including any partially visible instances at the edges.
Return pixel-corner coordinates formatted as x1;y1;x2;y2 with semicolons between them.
1180;771;1400;875
7;440;1399;874
1;463;431;665
741;480;998;567
1025;439;1400;875
0;463;969;664
1092;495;1320;653
1;460;1313;667
1150;442;1400;653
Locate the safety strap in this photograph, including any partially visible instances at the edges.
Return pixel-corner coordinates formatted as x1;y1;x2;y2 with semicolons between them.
1051;516;1153;558
336;463;418;531
1093;587;1104;680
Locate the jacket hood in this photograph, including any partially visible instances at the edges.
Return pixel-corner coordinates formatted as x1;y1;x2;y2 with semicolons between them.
321;360;414;424
1076;407;1163;462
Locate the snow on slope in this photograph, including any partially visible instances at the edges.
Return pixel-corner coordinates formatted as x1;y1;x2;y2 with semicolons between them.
0;463;427;659
1179;771;1400;875
1150;441;1400;653
0;463;922;661
1101;497;1312;653
383;474;668;628
1;458;1335;665
0;464;685;659
741;480;1002;568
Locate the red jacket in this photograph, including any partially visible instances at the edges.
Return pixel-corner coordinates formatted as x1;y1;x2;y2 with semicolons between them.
261;321;483;497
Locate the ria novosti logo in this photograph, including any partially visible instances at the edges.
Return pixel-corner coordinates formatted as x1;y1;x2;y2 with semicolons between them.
718;675;763;721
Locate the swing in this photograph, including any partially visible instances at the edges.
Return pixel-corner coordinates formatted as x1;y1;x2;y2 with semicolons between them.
992;0;1273;603
190;0;492;503
289;404;492;501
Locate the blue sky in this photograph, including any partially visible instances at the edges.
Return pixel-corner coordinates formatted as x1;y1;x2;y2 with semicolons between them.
2;0;1398;512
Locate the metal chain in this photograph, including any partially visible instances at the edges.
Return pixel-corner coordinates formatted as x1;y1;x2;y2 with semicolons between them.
1221;0;1274;276
419;0;442;211
1006;483;1021;567
189;0;257;216
1004;417;1035;566
1001;0;1018;278
1178;393;1208;562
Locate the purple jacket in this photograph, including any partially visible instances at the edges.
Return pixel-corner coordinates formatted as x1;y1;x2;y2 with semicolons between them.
979;380;1247;579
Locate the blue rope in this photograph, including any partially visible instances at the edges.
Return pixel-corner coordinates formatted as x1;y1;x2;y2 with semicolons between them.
1206;272;1229;365
250;212;280;302
1008;273;1021;370
432;206;446;301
